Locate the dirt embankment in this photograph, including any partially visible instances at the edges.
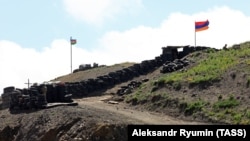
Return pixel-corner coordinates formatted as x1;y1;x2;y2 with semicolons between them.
0;94;209;141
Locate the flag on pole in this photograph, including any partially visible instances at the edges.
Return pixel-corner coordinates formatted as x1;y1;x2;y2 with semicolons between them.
70;37;76;73
194;19;209;47
70;38;77;45
195;20;209;32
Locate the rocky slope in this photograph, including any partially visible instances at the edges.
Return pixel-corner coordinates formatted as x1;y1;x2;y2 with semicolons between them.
0;105;136;141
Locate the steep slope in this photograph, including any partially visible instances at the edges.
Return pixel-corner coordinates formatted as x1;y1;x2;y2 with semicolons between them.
124;41;250;124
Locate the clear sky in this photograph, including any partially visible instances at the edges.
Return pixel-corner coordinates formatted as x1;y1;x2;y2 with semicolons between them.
0;0;250;94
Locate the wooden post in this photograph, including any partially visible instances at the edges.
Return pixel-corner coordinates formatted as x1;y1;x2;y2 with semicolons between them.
24;79;33;89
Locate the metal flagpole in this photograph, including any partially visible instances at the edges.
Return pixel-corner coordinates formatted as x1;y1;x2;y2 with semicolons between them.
70;36;72;73
194;21;196;47
195;29;196;47
70;37;77;73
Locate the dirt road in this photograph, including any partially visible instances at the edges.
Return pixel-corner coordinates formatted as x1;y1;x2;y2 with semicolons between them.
74;94;208;125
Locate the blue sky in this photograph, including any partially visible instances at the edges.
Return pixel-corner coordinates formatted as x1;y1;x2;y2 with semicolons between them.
1;0;249;50
0;0;250;93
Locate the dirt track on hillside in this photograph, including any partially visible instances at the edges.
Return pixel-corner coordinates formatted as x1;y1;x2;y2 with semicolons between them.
74;94;209;125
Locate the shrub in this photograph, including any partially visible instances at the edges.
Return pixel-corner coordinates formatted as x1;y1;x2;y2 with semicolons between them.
213;96;239;109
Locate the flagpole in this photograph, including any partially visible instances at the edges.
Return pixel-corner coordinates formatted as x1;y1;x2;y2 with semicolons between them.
70;36;72;73
194;21;196;47
195;29;196;47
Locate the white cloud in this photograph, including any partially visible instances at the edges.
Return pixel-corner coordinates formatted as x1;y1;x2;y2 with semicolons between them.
193;6;250;47
0;40;90;94
1;6;250;94
63;0;143;25
97;6;250;64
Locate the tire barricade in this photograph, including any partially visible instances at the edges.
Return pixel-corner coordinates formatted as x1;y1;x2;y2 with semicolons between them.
1;46;216;106
63;46;215;98
1;83;73;110
160;58;190;73
116;79;149;96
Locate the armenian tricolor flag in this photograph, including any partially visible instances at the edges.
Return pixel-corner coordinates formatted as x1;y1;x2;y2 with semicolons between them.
195;20;209;32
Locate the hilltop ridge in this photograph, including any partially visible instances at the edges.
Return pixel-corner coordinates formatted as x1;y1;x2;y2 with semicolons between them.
53;41;250;124
1;41;250;141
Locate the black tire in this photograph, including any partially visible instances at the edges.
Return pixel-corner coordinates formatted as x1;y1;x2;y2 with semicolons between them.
3;86;15;93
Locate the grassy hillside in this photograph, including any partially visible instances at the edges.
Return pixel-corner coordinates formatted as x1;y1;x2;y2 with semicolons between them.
53;41;250;124
125;41;250;124
159;42;250;85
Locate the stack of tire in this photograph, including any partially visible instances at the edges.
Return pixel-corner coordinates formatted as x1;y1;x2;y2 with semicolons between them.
28;87;47;109
7;86;48;110
160;58;190;73
9;89;29;110
1;86;15;109
42;83;73;103
116;79;149;96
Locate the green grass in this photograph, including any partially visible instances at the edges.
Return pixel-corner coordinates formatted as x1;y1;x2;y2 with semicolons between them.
247;110;250;119
213;95;239;109
124;41;250;124
158;41;250;85
184;100;207;115
205;95;245;124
